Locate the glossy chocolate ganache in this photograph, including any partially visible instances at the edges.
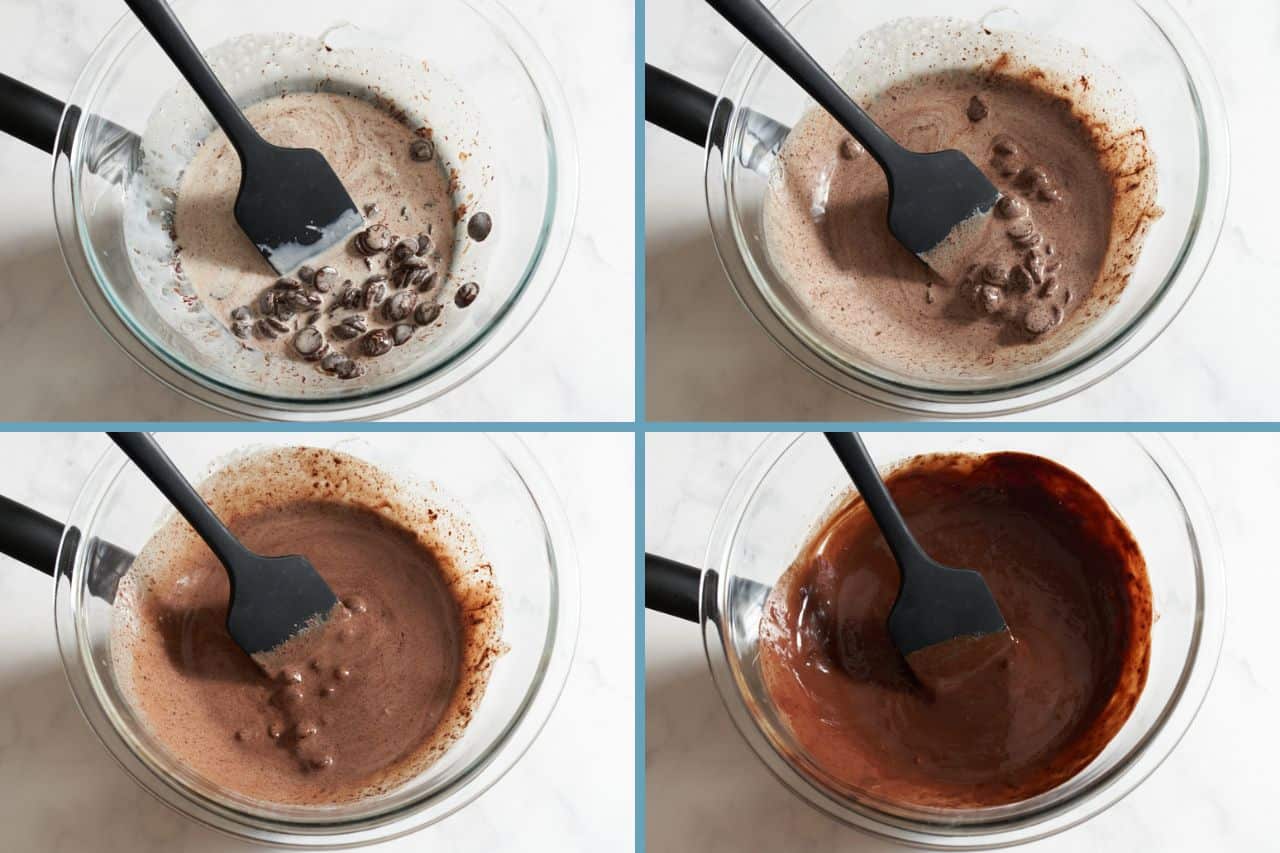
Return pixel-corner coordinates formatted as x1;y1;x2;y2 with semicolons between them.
759;452;1151;809
110;447;504;806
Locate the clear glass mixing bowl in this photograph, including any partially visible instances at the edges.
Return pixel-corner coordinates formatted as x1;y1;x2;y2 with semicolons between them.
52;0;578;420
51;432;579;847
704;0;1229;416
698;432;1224;847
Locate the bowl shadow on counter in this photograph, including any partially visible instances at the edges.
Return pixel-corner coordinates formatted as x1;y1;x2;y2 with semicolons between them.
645;655;909;853
0;232;221;421
645;226;909;423
0;661;257;852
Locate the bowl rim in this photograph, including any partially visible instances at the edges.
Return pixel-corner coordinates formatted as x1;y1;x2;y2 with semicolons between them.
702;0;1231;417
51;433;581;848
50;0;580;422
697;431;1226;848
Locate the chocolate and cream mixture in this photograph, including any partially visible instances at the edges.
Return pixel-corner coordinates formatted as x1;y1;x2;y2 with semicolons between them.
759;452;1151;809
173;91;492;381
123;33;498;394
110;447;504;805
763;21;1160;380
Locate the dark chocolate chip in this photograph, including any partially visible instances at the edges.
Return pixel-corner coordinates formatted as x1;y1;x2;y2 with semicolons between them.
1024;305;1055;335
391;238;419;264
390;323;414;346
297;265;316;284
362;330;393;357
331;315;367;340
1026;252;1047;284
1037;185;1063;203
256;317;286;339
338;282;362;310
353;224;392;256
414;302;442;326
320;352;348;373
230;306;252;321
1006;217;1035;240
467;212;493;242
363;278;387;310
454;281;479;308
409;138;435;162
966;95;988;122
313;266;339;292
981;263;1008;287
995;195;1029;220
393;264;437;291
293;327;326;358
231;320;254;339
383;289;418;322
1014;231;1044;250
1009;265;1034;291
978;284;1003;314
991;135;1020;157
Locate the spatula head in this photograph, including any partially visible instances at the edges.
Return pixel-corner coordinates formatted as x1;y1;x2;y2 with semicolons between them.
888;556;1012;693
224;552;340;676
886;148;1001;284
234;141;363;276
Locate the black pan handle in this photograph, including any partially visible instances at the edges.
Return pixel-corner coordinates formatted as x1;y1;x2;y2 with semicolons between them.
0;495;64;576
646;64;717;147
0;74;65;154
645;553;702;623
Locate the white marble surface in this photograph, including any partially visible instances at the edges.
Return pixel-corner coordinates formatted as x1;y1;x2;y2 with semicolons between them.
0;431;634;852
0;0;634;422
645;0;1277;422
645;431;1276;850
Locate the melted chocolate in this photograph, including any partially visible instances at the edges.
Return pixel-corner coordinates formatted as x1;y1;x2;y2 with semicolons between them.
112;448;504;806
759;452;1151;808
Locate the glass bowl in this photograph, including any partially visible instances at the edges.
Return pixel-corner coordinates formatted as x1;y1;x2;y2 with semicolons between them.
52;432;579;847
704;0;1229;416
52;0;578;420
699;432;1224;847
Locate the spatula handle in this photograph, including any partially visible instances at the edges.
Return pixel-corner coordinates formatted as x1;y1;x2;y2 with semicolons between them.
704;0;906;173
122;0;259;150
645;553;702;623
824;433;930;572
646;64;717;147
108;432;251;569
0;74;64;154
0;495;62;576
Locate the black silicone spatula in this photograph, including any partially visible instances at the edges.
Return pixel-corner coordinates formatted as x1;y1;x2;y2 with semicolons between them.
705;0;1000;282
123;0;362;275
108;433;339;675
823;433;1013;692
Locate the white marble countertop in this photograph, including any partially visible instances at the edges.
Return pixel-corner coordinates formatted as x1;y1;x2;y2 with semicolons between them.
0;431;635;852
645;0;1276;422
645;431;1276;851
0;0;634;422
